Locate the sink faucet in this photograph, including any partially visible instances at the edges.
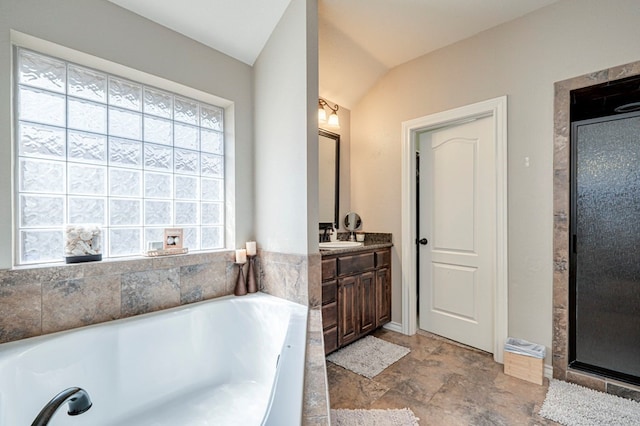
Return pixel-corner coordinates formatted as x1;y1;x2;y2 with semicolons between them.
31;387;92;426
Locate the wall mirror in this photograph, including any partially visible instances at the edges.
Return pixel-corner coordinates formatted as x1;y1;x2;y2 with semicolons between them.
319;129;340;229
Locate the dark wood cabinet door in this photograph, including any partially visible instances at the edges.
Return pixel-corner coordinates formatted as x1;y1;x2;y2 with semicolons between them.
324;327;338;354
322;258;337;280
338;275;358;347
322;301;337;331
322;280;337;305
376;267;391;326
323;247;392;353
359;271;376;334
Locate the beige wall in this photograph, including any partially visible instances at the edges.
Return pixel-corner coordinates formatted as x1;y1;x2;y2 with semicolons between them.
350;0;640;354
0;0;254;268
254;0;318;255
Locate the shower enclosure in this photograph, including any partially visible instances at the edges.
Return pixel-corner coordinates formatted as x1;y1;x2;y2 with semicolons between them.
569;74;640;385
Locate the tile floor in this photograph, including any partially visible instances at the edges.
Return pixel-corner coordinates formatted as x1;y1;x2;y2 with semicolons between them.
327;328;559;425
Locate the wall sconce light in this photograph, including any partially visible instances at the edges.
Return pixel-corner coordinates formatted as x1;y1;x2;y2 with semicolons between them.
318;98;340;128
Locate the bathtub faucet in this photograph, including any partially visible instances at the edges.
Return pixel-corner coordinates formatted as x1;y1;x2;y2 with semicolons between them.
31;387;93;426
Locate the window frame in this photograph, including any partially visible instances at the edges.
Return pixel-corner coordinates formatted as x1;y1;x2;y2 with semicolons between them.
13;46;231;265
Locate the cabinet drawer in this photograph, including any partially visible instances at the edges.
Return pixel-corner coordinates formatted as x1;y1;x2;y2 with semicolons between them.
324;327;338;355
322;258;337;280
322;301;337;330
322;280;337;304
338;252;375;276
376;249;391;267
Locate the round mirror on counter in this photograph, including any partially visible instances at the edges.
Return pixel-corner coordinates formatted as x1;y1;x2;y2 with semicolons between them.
344;212;362;231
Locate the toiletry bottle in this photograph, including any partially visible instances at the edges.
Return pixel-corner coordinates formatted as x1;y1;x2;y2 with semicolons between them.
329;227;338;242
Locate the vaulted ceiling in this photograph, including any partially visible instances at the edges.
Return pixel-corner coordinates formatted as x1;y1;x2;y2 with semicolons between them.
108;0;559;109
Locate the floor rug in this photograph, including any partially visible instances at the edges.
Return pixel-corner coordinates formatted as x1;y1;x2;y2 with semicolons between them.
327;335;410;379
539;379;640;425
331;408;419;426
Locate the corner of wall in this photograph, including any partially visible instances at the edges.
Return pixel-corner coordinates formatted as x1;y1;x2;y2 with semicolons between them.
257;250;321;308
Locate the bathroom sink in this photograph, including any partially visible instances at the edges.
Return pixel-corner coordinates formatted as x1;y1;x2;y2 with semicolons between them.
319;241;363;249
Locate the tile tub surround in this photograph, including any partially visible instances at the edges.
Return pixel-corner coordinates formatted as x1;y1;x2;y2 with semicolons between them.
256;250;330;424
553;58;640;398
0;251;237;344
258;250;322;308
1;248;331;423
303;308;331;425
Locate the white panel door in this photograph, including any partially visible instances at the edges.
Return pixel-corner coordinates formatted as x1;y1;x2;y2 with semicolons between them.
418;116;495;352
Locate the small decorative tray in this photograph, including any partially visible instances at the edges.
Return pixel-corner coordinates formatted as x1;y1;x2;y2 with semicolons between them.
143;247;189;257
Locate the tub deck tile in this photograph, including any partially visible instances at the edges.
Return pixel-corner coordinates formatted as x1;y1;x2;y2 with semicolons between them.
303;308;330;425
0;274;41;343
42;275;121;333
179;261;229;304
121;268;180;316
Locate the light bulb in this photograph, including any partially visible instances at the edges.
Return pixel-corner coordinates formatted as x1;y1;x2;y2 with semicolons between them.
328;111;340;128
318;106;327;123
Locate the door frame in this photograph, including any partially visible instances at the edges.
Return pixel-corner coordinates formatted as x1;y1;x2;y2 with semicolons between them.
400;96;508;363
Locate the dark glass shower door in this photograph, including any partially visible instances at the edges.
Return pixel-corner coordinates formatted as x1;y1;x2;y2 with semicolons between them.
571;112;640;384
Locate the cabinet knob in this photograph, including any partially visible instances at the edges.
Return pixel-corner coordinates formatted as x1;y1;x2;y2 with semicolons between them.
418;238;429;245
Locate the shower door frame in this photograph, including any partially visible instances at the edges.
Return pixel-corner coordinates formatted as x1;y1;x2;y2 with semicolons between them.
569;111;640;386
553;59;640;397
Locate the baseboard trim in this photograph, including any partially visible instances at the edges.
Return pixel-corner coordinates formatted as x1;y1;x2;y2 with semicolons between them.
383;321;403;333
545;364;553;379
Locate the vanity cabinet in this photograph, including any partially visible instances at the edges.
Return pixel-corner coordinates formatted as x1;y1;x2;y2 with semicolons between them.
375;250;392;325
321;247;391;354
321;258;339;354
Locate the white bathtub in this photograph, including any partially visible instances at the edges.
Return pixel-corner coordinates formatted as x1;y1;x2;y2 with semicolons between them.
0;292;308;426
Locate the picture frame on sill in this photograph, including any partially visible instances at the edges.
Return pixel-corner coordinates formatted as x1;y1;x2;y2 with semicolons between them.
164;228;183;249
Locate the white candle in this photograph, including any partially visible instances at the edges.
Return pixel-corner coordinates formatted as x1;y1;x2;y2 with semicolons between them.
235;249;247;263
246;241;257;256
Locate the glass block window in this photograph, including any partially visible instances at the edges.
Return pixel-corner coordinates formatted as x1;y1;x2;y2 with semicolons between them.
15;48;225;264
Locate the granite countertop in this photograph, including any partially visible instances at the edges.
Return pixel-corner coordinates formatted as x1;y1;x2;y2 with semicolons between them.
319;233;393;256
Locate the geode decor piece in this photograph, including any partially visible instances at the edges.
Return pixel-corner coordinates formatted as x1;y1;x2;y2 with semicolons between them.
65;225;102;263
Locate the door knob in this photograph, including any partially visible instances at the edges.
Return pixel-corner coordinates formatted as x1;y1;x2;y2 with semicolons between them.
418;238;428;245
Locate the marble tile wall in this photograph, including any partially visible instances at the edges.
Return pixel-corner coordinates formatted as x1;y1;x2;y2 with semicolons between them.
0;251;236;344
553;58;640;398
258;250;322;308
257;249;329;424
